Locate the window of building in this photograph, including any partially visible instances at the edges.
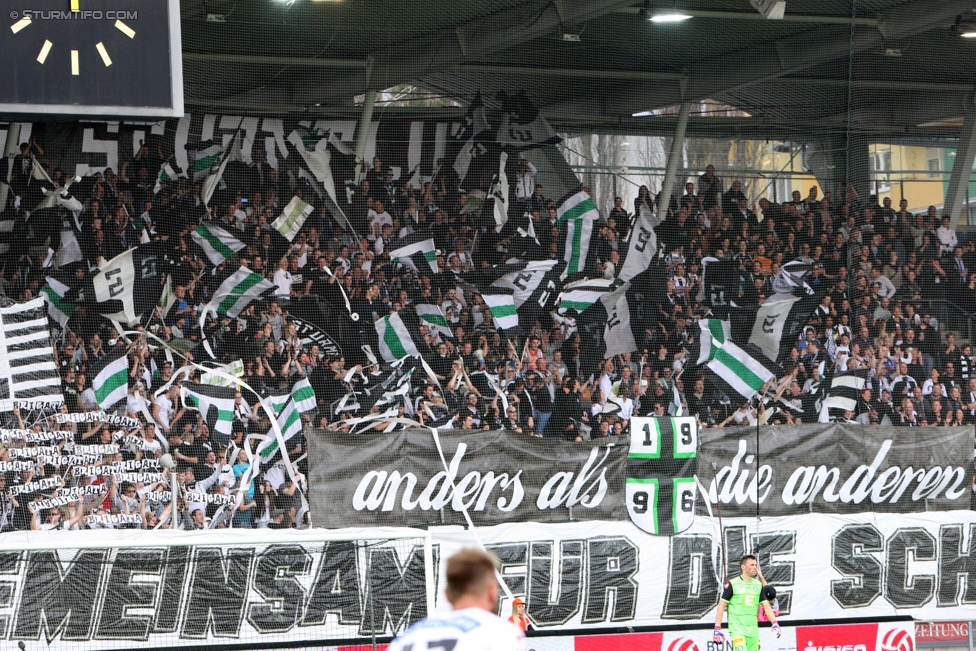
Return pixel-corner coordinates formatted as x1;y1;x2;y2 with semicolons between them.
871;149;891;194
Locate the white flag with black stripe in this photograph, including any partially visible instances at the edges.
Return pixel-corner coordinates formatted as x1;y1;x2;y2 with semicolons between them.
0;298;63;410
817;370;868;422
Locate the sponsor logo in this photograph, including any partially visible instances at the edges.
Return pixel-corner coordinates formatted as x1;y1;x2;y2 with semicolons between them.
667;638;700;651
798;623;878;651
915;622;968;643
575;632;663;651
882;629;914;651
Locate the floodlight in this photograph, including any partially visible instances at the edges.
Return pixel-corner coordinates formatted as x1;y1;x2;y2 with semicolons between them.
650;12;692;22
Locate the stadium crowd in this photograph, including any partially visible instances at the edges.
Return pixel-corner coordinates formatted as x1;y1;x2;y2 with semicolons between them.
0;137;973;532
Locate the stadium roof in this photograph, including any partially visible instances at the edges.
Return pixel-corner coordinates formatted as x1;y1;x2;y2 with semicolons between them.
181;0;976;139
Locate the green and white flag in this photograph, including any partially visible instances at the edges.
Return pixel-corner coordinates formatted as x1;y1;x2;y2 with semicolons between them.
257;398;303;469
273;196;314;242
557;190;599;274
206;266;274;319
158;274;176;321
694;319;731;365
375;312;420;362
191;144;223;182
557;278;613;313
154;161;178;194
41;276;75;327
415;304;453;338
693;319;775;401
91;348;129;410
706;339;776;401
266;392;290;417
669;382;684;417
481;293;519;331
181;382;236;437
191;221;246;266
201;359;244;387
291;377;317;414
388;233;438;273
201;132;244;206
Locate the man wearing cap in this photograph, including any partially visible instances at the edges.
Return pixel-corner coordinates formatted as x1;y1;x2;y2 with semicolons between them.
508;598;531;632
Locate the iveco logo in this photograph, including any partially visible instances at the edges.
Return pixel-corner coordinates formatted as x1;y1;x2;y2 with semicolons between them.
761;314;781;333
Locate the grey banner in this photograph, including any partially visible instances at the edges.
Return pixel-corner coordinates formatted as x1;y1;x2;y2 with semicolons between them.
307;428;628;528
698;423;975;516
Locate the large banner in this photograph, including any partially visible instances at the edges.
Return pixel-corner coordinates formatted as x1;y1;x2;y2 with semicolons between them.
10;113;576;200
698;424;974;516
0;512;967;649
308;430;628;528
308;425;973;529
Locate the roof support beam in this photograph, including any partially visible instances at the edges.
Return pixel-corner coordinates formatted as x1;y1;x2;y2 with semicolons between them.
183;53;970;96
366;0;640;91
616;0;975;117
454;64;684;81
182;52;367;68
616;7;880;26
944;111;976;229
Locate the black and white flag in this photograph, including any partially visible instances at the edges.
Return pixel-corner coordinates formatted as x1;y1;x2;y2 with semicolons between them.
495;90;562;151
729;295;819;365
619;201;665;282
451;92;493;184
489;260;565;329
700;257;740;308
0;298;63;411
817;369;869;422
68;242;172;325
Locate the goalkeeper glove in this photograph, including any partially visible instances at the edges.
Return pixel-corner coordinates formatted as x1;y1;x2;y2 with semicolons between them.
772;622;781;638
713;627;725;644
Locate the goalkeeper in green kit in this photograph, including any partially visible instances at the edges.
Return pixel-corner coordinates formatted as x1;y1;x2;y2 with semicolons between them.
713;555;780;651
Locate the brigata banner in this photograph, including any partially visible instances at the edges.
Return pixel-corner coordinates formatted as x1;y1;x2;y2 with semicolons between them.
698;424;974;517
307;424;972;530
0;512;970;649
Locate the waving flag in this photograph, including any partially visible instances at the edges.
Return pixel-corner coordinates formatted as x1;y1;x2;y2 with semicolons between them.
416;304;453;338
691;319;778;401
273;196;314;242
201;132;244;206
388;232;438;274
191;143;223;182
558;190;599;274
619;201;665;282
90;346;129;411
68;243;171;325
452;92;492;183
481;293;519;331
181;382;236;438
205;266;275;319
0;298;64;410
375;312;420;362
495;90;561;151
41;275;76;327
291;377;317;414
558;278;613;313
191;221;246;266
